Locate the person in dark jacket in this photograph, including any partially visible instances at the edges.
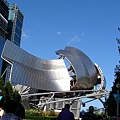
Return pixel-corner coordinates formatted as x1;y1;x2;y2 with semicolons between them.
82;106;97;120
13;94;25;119
1;100;21;120
56;104;74;120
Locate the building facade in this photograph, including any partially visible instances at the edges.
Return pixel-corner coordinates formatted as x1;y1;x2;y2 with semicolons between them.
0;0;9;77
0;0;24;81
7;4;24;46
2;40;106;92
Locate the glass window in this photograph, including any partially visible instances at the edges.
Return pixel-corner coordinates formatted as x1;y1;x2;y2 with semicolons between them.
8;4;15;20
16;18;22;28
14;34;20;46
15;26;21;36
0;36;5;74
8;21;13;28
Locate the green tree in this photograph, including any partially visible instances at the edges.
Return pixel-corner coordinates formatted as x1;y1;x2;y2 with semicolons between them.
106;68;119;116
0;76;4;93
106;66;120;116
0;76;19;105
106;28;120;116
2;80;14;102
106;92;117;116
0;76;4;106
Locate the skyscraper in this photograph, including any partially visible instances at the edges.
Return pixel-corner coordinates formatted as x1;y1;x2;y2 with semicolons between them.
0;0;9;77
0;0;24;81
7;4;24;46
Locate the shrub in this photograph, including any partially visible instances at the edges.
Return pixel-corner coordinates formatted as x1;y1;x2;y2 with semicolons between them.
24;116;57;120
25;109;46;117
44;110;56;116
25;109;58;120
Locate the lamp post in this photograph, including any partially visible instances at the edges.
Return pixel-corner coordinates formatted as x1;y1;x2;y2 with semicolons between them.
116;83;120;117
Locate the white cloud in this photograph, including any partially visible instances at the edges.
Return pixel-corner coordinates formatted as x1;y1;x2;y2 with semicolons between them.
81;33;84;36
57;32;62;35
67;35;81;44
56;31;83;44
22;31;29;39
71;35;81;41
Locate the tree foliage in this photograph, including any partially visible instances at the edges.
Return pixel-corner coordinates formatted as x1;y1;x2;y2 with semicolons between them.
106;29;120;116
106;66;120;116
2;80;14;102
0;76;4;91
106;92;117;116
0;76;18;107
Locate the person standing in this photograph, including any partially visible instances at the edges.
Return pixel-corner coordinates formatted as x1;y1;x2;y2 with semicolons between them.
13;94;25;119
0;107;4;118
56;104;75;120
82;106;97;120
0;100;21;120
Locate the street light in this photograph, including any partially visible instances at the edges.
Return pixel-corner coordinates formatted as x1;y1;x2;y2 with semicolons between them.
116;82;120;117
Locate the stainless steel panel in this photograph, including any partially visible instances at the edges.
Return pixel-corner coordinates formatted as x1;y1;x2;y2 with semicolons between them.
2;40;105;91
2;40;70;91
56;46;98;90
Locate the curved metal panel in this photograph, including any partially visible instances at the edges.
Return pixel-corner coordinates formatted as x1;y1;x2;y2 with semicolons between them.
2;40;70;91
2;40;106;92
94;63;106;90
56;46;97;90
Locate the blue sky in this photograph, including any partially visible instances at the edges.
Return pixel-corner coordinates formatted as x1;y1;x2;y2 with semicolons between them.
7;0;120;111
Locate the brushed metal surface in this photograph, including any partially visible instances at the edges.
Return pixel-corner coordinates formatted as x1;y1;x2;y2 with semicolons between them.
2;40;106;92
2;40;70;91
56;46;97;90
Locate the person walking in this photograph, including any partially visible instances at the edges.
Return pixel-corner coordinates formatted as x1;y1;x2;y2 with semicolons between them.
56;104;74;120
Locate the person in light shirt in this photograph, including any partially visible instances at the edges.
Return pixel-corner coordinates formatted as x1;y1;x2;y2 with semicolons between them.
0;107;4;118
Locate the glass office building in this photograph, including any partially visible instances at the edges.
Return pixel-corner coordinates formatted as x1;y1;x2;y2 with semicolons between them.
0;0;24;81
0;0;9;77
0;36;5;75
7;4;24;46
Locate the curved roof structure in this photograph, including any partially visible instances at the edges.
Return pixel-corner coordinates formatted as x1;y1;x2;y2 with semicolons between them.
1;40;106;92
2;40;70;91
56;47;98;90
